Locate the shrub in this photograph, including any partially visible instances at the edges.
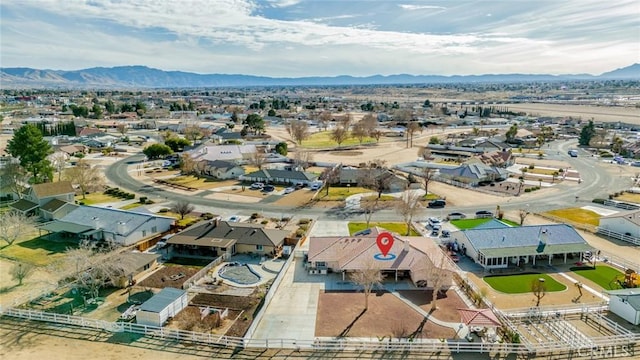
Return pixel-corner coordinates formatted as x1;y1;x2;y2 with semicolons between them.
261;220;269;225
295;228;306;237
139;197;148;204
201;212;214;220
159;208;170;213
126;194;135;200
592;198;606;204
528;164;535;169
251;213;260;219
297;219;310;225
79;201;85;205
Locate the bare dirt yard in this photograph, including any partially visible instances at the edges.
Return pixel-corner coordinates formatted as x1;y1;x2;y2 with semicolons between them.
137;265;199;289
396;289;468;323
315;291;456;339
190;292;262;337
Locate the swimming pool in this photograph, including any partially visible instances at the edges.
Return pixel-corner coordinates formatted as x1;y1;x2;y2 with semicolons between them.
218;262;261;285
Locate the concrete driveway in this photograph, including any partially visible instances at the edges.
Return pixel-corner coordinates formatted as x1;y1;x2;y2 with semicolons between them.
307;220;349;237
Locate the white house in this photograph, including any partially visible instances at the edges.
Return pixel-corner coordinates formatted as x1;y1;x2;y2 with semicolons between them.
195;159;245;179
597;210;640;246
606;288;640;325
136;287;188;327
39;206;175;246
451;224;593;270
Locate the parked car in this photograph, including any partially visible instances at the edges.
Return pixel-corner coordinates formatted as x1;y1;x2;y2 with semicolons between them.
309;182;322;191
262;185;275;192
428;199;446;208
284;187;295;194
441;230;451;238
295;182;305;189
446;212;466;220
250;182;264;190
428;217;442;226
475;210;493;218
228;215;241;222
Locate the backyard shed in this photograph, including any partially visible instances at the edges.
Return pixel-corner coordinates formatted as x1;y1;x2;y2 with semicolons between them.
606;288;640;325
136;287;188;327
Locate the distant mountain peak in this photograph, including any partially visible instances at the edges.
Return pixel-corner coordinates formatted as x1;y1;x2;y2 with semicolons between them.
1;63;638;89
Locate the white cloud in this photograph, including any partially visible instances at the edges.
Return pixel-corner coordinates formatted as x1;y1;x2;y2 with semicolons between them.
398;4;446;11
1;0;638;76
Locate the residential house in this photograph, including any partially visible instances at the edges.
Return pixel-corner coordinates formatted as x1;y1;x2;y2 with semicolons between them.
11;181;76;216
240;169;319;186
57;144;88;156
39;199;78;221
166;219;290;258
438;163;508;186
450;224;593;270
39;206;175;246
337;167;409;192
211;128;244;144
196;159;245;179
605;288;640;325
468;149;515;168
306;227;456;285
188;144;257;164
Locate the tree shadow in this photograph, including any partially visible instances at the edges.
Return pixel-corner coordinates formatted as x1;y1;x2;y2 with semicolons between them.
0;284;19;294
338;308;367;338
407;316;429;340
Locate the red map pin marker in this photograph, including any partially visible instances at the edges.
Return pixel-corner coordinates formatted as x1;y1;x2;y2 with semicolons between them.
376;232;394;257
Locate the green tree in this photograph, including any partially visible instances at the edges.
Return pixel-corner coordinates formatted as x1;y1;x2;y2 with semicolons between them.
92;103;103;119
268;109;276;117
244;114;265;134
105;99;116;114
143;143;173;159
505;124;518;143
579;120;596;146
164;137;191;152
275;142;288;156
6;124;53;183
70;105;89;118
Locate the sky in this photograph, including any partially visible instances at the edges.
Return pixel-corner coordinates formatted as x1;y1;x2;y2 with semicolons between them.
1;0;639;77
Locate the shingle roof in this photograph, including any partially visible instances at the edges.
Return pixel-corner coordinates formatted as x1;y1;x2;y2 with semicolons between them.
139;287;186;313
30;181;75;198
40;198;71;213
168;220;289;248
58;206;174;236
9;199;39;212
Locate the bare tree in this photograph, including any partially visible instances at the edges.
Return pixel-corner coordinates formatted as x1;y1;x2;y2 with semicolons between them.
337;114;352;129
10;261;33;286
293;150;314;170
330;126;349;147
250;150;267;170
351;121;368;145
370;129;383;143
50;152;68;181
420;167;437;196
320;166;340;196
180;153;197;175
395;190;424;236
63;159;103;199
427;254;453;311
184;124;204;143
361;113;377;135
1;162;28;199
406;121;421;148
519;209;530;226
171;200;195;220
287;120;310;145
116;123;128;136
531;278;547;307
0;211;36;247
361;197;379;228
358;160;392;199
60;241;138;300
318;111;332;131
349;260;384;311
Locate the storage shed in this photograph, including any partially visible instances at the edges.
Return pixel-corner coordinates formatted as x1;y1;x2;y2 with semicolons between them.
606;288;640;325
136;287;188;327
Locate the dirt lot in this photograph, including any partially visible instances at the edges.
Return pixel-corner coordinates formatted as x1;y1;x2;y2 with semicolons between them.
396;290;468;323
191;292;262;337
137;265;199;289
315;291;456;339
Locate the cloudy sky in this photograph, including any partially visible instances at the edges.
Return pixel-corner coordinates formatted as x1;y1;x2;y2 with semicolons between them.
1;0;639;77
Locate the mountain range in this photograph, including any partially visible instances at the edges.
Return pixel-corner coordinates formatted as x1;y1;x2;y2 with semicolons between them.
1;64;638;89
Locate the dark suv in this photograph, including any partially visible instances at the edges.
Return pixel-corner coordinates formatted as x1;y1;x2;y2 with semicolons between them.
475;210;493;218
428;199;446;208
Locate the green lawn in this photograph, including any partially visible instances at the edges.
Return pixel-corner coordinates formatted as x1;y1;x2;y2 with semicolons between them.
484;273;566;294
450;218;492;230
0;235;78;266
348;222;419;236
120;202;143;210
301;131;375;148
317;186;372;201
76;193;121;205
570;266;624;290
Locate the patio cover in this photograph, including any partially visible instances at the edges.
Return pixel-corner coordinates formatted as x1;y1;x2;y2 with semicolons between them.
39;221;94;234
458;308;501;327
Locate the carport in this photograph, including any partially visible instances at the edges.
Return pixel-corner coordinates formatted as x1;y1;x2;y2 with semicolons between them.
38;221;95;239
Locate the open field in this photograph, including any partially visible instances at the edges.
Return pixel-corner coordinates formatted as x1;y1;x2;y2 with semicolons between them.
614;192;640;204
301;131;375;148
75;193;121;205
483;273;566;294
0;234;77;266
494;103;640;124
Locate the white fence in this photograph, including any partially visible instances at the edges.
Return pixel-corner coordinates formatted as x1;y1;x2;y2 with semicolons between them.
181;254;227;290
603;199;640;211
596;227;640;247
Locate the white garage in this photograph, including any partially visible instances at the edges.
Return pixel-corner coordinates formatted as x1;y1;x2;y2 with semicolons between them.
606;288;640;325
136;287;188;327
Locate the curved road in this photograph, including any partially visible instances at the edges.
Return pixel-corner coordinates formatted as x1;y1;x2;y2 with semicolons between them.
106;139;629;221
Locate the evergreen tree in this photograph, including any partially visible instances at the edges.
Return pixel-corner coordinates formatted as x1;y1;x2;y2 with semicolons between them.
6;124;54;183
579;120;596;146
